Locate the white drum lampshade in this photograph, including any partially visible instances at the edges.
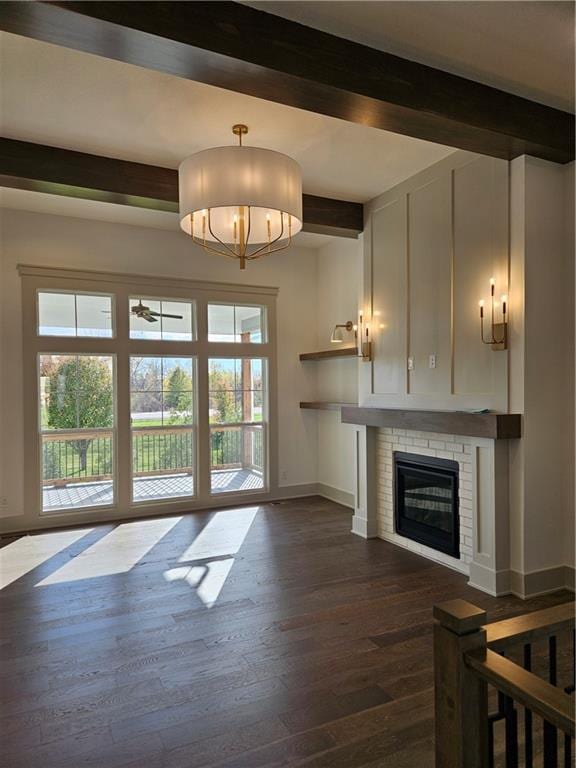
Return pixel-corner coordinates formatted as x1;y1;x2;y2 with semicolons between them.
179;125;303;270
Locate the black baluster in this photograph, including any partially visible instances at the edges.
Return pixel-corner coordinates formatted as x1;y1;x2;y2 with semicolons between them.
502;695;518;768
524;644;533;768
564;631;575;767
550;636;557;685
543;720;558;768
564;734;571;768
544;636;559;767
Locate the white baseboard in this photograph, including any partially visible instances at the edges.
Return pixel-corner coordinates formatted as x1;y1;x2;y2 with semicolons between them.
468;562;512;597
509;565;575;599
315;483;354;509
351;515;378;538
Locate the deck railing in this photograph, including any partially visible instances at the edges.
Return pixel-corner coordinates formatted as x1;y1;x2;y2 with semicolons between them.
434;599;575;768
42;424;264;485
42;429;114;485
210;423;264;472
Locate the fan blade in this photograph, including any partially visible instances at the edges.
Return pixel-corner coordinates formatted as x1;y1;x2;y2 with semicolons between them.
148;311;183;320
143;315;158;323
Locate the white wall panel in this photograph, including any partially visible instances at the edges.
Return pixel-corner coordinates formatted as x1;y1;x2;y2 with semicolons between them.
407;175;451;395
371;197;407;396
453;157;508;399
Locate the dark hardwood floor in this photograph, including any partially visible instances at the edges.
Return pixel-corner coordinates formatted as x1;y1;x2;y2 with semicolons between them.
0;497;572;768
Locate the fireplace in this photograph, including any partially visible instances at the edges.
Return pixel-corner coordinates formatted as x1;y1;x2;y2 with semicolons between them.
394;452;460;558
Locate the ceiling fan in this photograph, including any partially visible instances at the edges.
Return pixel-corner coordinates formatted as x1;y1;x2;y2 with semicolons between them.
130;300;183;324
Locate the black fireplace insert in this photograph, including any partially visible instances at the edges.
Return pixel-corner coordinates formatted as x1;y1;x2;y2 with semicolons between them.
394;452;460;558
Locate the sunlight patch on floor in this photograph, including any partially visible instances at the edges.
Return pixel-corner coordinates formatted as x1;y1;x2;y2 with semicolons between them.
0;528;94;589
36;516;181;586
164;558;235;607
163;506;259;607
178;506;259;561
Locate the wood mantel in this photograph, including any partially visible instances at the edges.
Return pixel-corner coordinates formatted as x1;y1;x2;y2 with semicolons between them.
341;407;522;439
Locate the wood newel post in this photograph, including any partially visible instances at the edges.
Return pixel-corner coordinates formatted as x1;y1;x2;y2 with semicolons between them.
434;599;489;768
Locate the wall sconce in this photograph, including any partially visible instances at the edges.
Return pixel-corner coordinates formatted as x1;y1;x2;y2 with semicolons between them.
331;320;354;343
479;277;508;351
357;312;372;362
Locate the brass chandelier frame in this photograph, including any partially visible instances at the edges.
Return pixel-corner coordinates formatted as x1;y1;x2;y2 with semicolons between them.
190;205;293;271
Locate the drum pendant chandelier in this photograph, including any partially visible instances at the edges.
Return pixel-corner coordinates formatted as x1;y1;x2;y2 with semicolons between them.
178;125;303;270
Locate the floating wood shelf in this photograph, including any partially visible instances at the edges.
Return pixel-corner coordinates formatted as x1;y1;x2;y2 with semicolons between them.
299;347;357;361
341;407;522;439
300;402;356;411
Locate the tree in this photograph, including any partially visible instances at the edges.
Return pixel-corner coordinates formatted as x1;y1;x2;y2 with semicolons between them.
47;357;113;472
164;366;193;424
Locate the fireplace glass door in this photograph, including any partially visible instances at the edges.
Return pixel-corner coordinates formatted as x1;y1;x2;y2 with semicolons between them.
394;452;460;557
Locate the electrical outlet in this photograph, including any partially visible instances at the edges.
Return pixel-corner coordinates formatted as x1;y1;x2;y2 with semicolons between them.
429;354;436;369
407;356;414;371
280;470;288;482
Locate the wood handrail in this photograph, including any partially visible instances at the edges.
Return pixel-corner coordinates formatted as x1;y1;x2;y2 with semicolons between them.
486;602;575;651
466;648;575;737
41;429;114;442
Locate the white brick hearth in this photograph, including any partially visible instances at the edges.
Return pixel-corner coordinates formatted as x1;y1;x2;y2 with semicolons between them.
350;424;512;596
377;428;474;573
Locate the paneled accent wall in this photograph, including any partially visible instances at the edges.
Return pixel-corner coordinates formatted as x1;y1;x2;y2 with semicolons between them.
362;151;509;411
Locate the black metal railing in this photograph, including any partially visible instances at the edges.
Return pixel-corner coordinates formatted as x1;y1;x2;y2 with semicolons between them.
132;428;194;476
42;425;264;485
42;430;113;484
210;424;264;471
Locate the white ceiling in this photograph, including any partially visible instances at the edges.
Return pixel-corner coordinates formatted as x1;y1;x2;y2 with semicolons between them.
248;1;575;112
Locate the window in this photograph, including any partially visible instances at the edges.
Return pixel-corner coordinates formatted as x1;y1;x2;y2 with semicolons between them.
129;298;195;341
130;356;196;502
208;304;265;343
38;291;113;337
39;354;115;511
209;358;266;494
25;269;275;519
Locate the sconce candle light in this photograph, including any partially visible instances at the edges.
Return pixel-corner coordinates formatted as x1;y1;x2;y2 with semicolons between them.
479;277;508;351
357;311;372;362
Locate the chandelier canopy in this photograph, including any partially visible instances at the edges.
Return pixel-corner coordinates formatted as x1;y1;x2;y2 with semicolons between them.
179;125;303;269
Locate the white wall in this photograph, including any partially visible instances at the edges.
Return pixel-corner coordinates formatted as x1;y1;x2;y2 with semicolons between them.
508;158;575;584
0;208;323;527
314;237;360;502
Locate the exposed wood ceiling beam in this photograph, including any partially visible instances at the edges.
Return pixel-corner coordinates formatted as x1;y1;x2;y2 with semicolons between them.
0;139;364;238
0;1;573;163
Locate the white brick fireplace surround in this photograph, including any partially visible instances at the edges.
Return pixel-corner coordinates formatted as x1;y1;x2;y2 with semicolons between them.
350;423;511;597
